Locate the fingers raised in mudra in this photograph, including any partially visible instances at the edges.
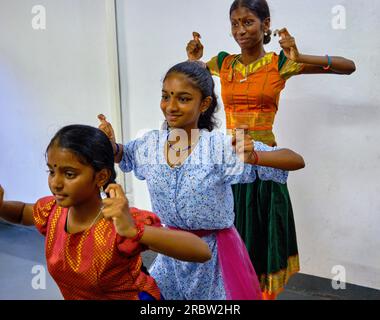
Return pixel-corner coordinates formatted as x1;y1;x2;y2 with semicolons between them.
97;114;116;143
231;126;254;162
102;184;136;238
186;31;204;61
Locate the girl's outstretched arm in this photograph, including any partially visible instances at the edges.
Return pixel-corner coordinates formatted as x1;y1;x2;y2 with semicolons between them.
0;185;34;225
296;54;356;75
140;226;211;263
233;131;305;171
277;28;356;75
102;184;211;263
254;148;305;171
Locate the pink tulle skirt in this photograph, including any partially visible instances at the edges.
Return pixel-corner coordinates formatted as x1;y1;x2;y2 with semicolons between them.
170;226;262;300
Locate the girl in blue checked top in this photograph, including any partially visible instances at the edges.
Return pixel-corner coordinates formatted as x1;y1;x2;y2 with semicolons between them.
98;61;305;300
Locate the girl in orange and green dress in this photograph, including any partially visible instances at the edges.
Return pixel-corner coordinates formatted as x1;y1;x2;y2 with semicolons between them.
186;0;356;299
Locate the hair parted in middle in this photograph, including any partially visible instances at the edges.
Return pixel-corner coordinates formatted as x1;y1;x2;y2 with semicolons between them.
163;61;219;132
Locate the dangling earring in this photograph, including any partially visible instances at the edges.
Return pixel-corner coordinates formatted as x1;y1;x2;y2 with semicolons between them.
100;186;107;200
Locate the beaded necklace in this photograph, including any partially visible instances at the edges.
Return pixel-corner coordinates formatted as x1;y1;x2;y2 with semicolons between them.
166;130;196;157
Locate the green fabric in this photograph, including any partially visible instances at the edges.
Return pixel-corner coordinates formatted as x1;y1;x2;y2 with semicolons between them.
278;50;287;71
232;179;299;276
217;51;230;70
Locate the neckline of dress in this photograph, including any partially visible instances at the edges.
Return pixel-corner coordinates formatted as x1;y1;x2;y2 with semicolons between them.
235;51;274;67
162;129;204;170
64;206;104;236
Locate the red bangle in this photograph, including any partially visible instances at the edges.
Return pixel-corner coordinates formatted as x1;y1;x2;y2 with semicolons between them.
130;221;145;242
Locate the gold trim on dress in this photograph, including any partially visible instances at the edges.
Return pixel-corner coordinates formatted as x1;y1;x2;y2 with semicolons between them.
225;111;276;130
225;112;277;146
207;56;220;77
279;59;305;80
233;53;275;78
259;254;300;295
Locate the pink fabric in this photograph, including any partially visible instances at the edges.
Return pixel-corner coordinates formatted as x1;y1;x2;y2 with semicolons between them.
169;226;262;300
216;227;262;300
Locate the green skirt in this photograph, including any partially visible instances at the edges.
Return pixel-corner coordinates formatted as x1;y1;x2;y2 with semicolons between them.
232;179;300;294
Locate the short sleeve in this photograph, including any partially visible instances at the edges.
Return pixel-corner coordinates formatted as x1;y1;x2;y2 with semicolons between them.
217;134;288;185
119;131;160;180
254;141;289;184
116;208;162;256
221;159;257;185
213;133;257;185
207;51;230;77
278;50;305;80
33;196;57;236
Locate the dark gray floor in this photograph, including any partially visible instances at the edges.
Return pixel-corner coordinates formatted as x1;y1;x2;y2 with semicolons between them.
1;221;379;300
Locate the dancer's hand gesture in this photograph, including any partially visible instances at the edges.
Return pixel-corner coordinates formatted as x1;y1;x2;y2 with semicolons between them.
102;184;137;239
276;28;300;62
98;114;116;145
232;126;257;164
186;32;204;61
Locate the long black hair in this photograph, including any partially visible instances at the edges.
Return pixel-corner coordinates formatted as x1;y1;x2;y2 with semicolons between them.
46;125;116;187
230;0;272;44
163;61;219;131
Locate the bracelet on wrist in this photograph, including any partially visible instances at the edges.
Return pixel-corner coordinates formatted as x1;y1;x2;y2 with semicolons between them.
323;54;332;70
129;221;145;242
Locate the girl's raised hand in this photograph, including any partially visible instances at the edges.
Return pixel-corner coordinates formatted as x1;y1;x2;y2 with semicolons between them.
98;114;116;145
231;126;256;164
186;32;204;61
102;184;136;238
275;28;300;62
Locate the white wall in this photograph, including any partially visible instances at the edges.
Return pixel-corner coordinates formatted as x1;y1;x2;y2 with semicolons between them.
0;0;123;203
116;0;380;289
